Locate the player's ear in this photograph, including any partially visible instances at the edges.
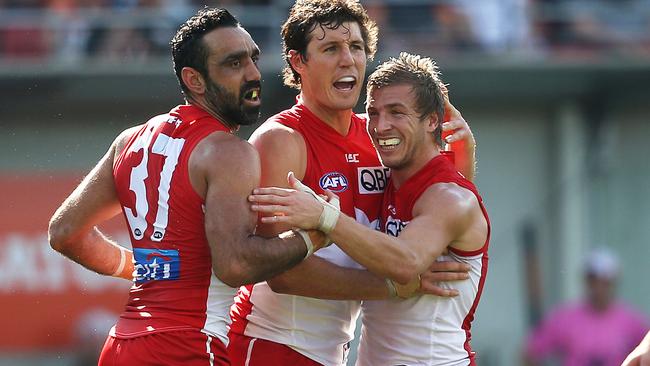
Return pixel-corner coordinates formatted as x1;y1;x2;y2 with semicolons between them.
181;67;206;96
288;50;305;73
425;113;438;133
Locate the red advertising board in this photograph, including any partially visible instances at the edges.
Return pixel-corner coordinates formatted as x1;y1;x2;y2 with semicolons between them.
0;172;130;350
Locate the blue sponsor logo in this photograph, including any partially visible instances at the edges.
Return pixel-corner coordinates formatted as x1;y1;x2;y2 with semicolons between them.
319;172;348;193
133;248;180;284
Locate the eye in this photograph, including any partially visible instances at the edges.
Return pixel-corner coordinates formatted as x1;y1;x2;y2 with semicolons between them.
252;55;259;64
351;43;364;51
324;45;336;53
230;59;241;68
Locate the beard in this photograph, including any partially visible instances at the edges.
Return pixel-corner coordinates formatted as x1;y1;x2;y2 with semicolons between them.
204;79;261;127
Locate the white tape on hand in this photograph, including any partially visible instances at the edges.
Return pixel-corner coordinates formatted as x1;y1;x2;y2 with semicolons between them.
318;203;340;235
290;173;340;235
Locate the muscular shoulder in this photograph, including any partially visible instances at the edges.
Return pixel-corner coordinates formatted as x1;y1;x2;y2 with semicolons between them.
194;131;259;170
413;182;486;247
113;125;142;158
249;120;305;155
249;119;307;182
417;183;478;214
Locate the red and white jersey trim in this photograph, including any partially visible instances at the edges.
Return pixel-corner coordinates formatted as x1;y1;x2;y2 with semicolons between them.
357;252;486;366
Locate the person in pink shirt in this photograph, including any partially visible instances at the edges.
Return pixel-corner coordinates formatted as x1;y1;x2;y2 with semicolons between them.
623;330;650;366
524;247;649;366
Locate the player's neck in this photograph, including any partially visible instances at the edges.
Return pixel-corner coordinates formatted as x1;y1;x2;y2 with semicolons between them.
187;99;238;132
391;149;440;189
300;94;352;136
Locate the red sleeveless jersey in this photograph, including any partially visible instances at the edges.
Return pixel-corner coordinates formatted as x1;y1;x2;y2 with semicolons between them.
112;104;236;345
229;102;386;365
362;154;490;365
381;154;490;243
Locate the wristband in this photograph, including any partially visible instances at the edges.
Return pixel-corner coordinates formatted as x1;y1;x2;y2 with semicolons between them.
111;246;126;277
385;278;397;298
294;229;314;258
318;203;340;235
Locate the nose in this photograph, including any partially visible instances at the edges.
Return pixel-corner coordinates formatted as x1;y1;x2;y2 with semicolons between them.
372;114;392;134
339;45;354;67
245;59;261;81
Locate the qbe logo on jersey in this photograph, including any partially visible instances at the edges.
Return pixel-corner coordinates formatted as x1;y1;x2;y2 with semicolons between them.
385;216;409;237
134;248;180;284
357;166;391;194
319;172;349;193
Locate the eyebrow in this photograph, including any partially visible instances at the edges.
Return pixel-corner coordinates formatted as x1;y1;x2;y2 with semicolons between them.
384;102;408;109
220;48;260;64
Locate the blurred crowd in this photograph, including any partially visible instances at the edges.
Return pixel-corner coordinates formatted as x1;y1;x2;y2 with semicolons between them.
2;0;650;64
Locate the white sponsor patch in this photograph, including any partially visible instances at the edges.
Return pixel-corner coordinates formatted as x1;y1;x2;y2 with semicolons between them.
357;166;390;194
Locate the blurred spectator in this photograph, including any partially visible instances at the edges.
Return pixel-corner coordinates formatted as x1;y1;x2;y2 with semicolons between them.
2;0;650;63
0;0;49;59
533;0;650;58
376;2;477;57
431;3;477;52
524;247;649;366
623;330;650;366
455;0;536;54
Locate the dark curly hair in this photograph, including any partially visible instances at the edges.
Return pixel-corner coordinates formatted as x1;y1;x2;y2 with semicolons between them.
170;8;240;97
281;0;378;89
367;52;446;147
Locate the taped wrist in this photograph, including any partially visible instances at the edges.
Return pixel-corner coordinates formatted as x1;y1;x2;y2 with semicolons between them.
111;246;126;277
318;202;340;234
291;177;340;235
294;229;314;258
385;278;397;298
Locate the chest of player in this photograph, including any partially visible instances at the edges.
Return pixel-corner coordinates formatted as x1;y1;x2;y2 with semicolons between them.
302;144;387;221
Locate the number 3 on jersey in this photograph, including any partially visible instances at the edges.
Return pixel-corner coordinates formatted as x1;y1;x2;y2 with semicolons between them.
124;122;185;242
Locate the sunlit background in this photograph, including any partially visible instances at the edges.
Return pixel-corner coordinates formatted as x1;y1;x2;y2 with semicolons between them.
1;0;649;365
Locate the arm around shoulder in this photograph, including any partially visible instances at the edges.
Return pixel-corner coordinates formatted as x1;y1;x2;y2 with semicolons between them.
196;133;311;287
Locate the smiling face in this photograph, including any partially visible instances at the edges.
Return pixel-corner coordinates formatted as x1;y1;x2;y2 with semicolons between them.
294;21;367;113
366;83;438;174
201;26;262;126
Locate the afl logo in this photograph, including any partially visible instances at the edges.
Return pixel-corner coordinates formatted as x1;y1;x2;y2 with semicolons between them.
319;172;349;193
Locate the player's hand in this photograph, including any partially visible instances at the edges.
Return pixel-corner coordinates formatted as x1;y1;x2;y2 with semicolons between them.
392;275;421;299
418;260;470;297
250;186;323;230
622;331;650;366
442;99;474;146
250;172;340;235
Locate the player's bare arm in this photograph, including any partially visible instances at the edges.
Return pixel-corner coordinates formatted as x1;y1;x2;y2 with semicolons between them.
249;122;411;299
251;181;487;285
251;123;468;298
48;128;138;280
191;131;322;287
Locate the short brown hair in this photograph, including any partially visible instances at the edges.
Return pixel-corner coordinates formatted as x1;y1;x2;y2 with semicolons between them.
281;0;378;89
367;52;446;146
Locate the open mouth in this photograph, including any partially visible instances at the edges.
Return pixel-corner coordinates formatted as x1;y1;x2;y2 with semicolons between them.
377;138;401;150
243;88;261;103
333;76;357;91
